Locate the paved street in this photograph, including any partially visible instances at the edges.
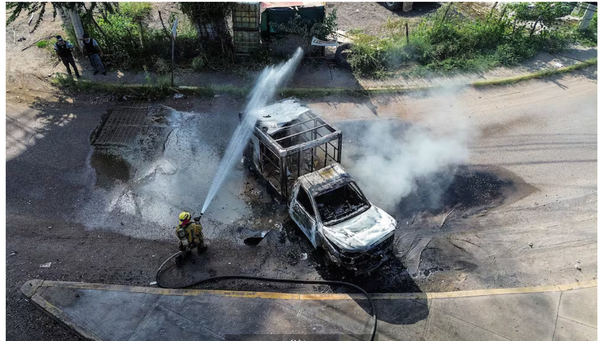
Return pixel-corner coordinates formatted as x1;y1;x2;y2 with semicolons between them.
6;48;597;341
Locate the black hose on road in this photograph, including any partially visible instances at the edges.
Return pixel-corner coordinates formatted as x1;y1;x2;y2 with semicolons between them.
156;251;378;341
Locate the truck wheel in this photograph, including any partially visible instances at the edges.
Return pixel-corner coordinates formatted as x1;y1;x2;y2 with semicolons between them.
382;2;402;11
318;247;335;269
335;43;353;69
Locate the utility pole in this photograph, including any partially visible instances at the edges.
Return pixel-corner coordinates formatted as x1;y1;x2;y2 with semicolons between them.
579;3;597;30
67;8;85;50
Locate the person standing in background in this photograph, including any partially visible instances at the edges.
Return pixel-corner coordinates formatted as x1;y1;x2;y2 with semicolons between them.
82;33;106;75
54;35;80;78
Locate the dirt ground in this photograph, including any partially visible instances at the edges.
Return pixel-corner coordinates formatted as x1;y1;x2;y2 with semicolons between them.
330;2;442;35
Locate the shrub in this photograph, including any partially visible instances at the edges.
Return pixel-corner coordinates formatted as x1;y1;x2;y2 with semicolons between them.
36;40;48;48
347;2;586;78
572;12;597;47
80;3;200;71
152;56;170;75
191;55;205;71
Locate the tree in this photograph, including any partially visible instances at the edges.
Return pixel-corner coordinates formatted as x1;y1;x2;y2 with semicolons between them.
120;2;152;47
179;3;235;56
505;2;573;36
6;2;116;50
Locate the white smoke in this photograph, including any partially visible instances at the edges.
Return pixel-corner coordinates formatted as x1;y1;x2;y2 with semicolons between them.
344;90;476;213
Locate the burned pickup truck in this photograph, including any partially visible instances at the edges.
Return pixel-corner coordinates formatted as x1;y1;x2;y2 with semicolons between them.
242;98;397;273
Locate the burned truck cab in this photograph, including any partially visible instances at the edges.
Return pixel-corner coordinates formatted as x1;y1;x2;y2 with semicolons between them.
289;164;397;274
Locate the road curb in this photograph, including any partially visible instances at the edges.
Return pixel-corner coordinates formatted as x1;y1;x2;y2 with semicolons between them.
22;279;597;301
21;280;104;341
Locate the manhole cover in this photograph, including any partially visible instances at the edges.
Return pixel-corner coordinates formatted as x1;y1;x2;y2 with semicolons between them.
93;104;150;147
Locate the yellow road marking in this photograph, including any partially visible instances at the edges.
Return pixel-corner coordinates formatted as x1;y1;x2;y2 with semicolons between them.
31;279;597;301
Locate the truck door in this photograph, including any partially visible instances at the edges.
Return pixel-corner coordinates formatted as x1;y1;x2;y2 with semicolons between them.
289;184;318;248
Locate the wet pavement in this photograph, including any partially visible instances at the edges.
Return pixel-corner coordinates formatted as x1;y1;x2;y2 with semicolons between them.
81;105;257;240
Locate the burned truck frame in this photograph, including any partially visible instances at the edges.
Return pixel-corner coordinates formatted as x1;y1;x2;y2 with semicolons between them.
243;98;342;202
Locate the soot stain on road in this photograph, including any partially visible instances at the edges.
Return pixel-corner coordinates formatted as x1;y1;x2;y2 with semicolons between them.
391;165;537;286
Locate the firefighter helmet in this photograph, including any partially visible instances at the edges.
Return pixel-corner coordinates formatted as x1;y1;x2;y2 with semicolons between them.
179;211;191;225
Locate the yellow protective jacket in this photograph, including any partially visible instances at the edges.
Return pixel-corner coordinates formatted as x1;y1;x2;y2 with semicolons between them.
176;222;203;247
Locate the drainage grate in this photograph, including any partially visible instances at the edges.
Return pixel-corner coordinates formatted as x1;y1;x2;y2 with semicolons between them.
93;105;150;147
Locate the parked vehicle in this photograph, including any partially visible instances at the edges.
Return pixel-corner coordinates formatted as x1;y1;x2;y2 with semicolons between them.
382;2;402;11
382;2;414;12
242;98;397;274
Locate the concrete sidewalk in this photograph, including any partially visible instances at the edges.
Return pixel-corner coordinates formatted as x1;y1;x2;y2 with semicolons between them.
21;279;596;341
79;46;597;91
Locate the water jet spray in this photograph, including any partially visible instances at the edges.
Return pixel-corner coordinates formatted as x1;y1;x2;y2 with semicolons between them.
200;48;304;214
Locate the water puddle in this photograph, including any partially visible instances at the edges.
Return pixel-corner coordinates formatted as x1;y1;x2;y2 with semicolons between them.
89;150;131;189
80;107;261;240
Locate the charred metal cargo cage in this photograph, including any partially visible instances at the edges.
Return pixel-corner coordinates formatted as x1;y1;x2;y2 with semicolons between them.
243;98;342;202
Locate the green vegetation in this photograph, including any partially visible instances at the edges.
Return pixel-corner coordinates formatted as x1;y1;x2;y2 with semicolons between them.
9;2;596;78
570;12;598;47
82;3;201;71
347;28;364;35
36;40;48;48
51;73;204;98
348;2;597;78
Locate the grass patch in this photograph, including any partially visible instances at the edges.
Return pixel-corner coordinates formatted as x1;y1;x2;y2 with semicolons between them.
281;87;369;98
36;40;49;48
473;58;597;87
52;74;248;99
347;28;364;35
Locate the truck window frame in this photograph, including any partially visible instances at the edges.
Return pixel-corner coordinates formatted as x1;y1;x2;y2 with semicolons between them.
315;181;371;226
297;186;316;218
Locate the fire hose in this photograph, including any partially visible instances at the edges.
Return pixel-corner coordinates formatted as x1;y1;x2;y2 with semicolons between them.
155;251;378;341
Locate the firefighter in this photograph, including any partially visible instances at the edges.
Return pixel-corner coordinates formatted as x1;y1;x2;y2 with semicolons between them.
175;211;207;256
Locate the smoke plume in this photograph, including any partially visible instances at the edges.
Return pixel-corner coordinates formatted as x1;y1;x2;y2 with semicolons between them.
342;91;476;213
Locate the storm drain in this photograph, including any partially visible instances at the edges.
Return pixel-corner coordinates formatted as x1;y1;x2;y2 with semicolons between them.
93;104;150;147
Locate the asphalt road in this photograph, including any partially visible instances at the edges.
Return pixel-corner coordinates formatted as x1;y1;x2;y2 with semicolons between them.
6;70;597;340
308;70;598;291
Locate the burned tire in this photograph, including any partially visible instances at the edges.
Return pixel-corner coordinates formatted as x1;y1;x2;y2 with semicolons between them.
382;2;402;11
335;43;353;69
318;247;339;270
